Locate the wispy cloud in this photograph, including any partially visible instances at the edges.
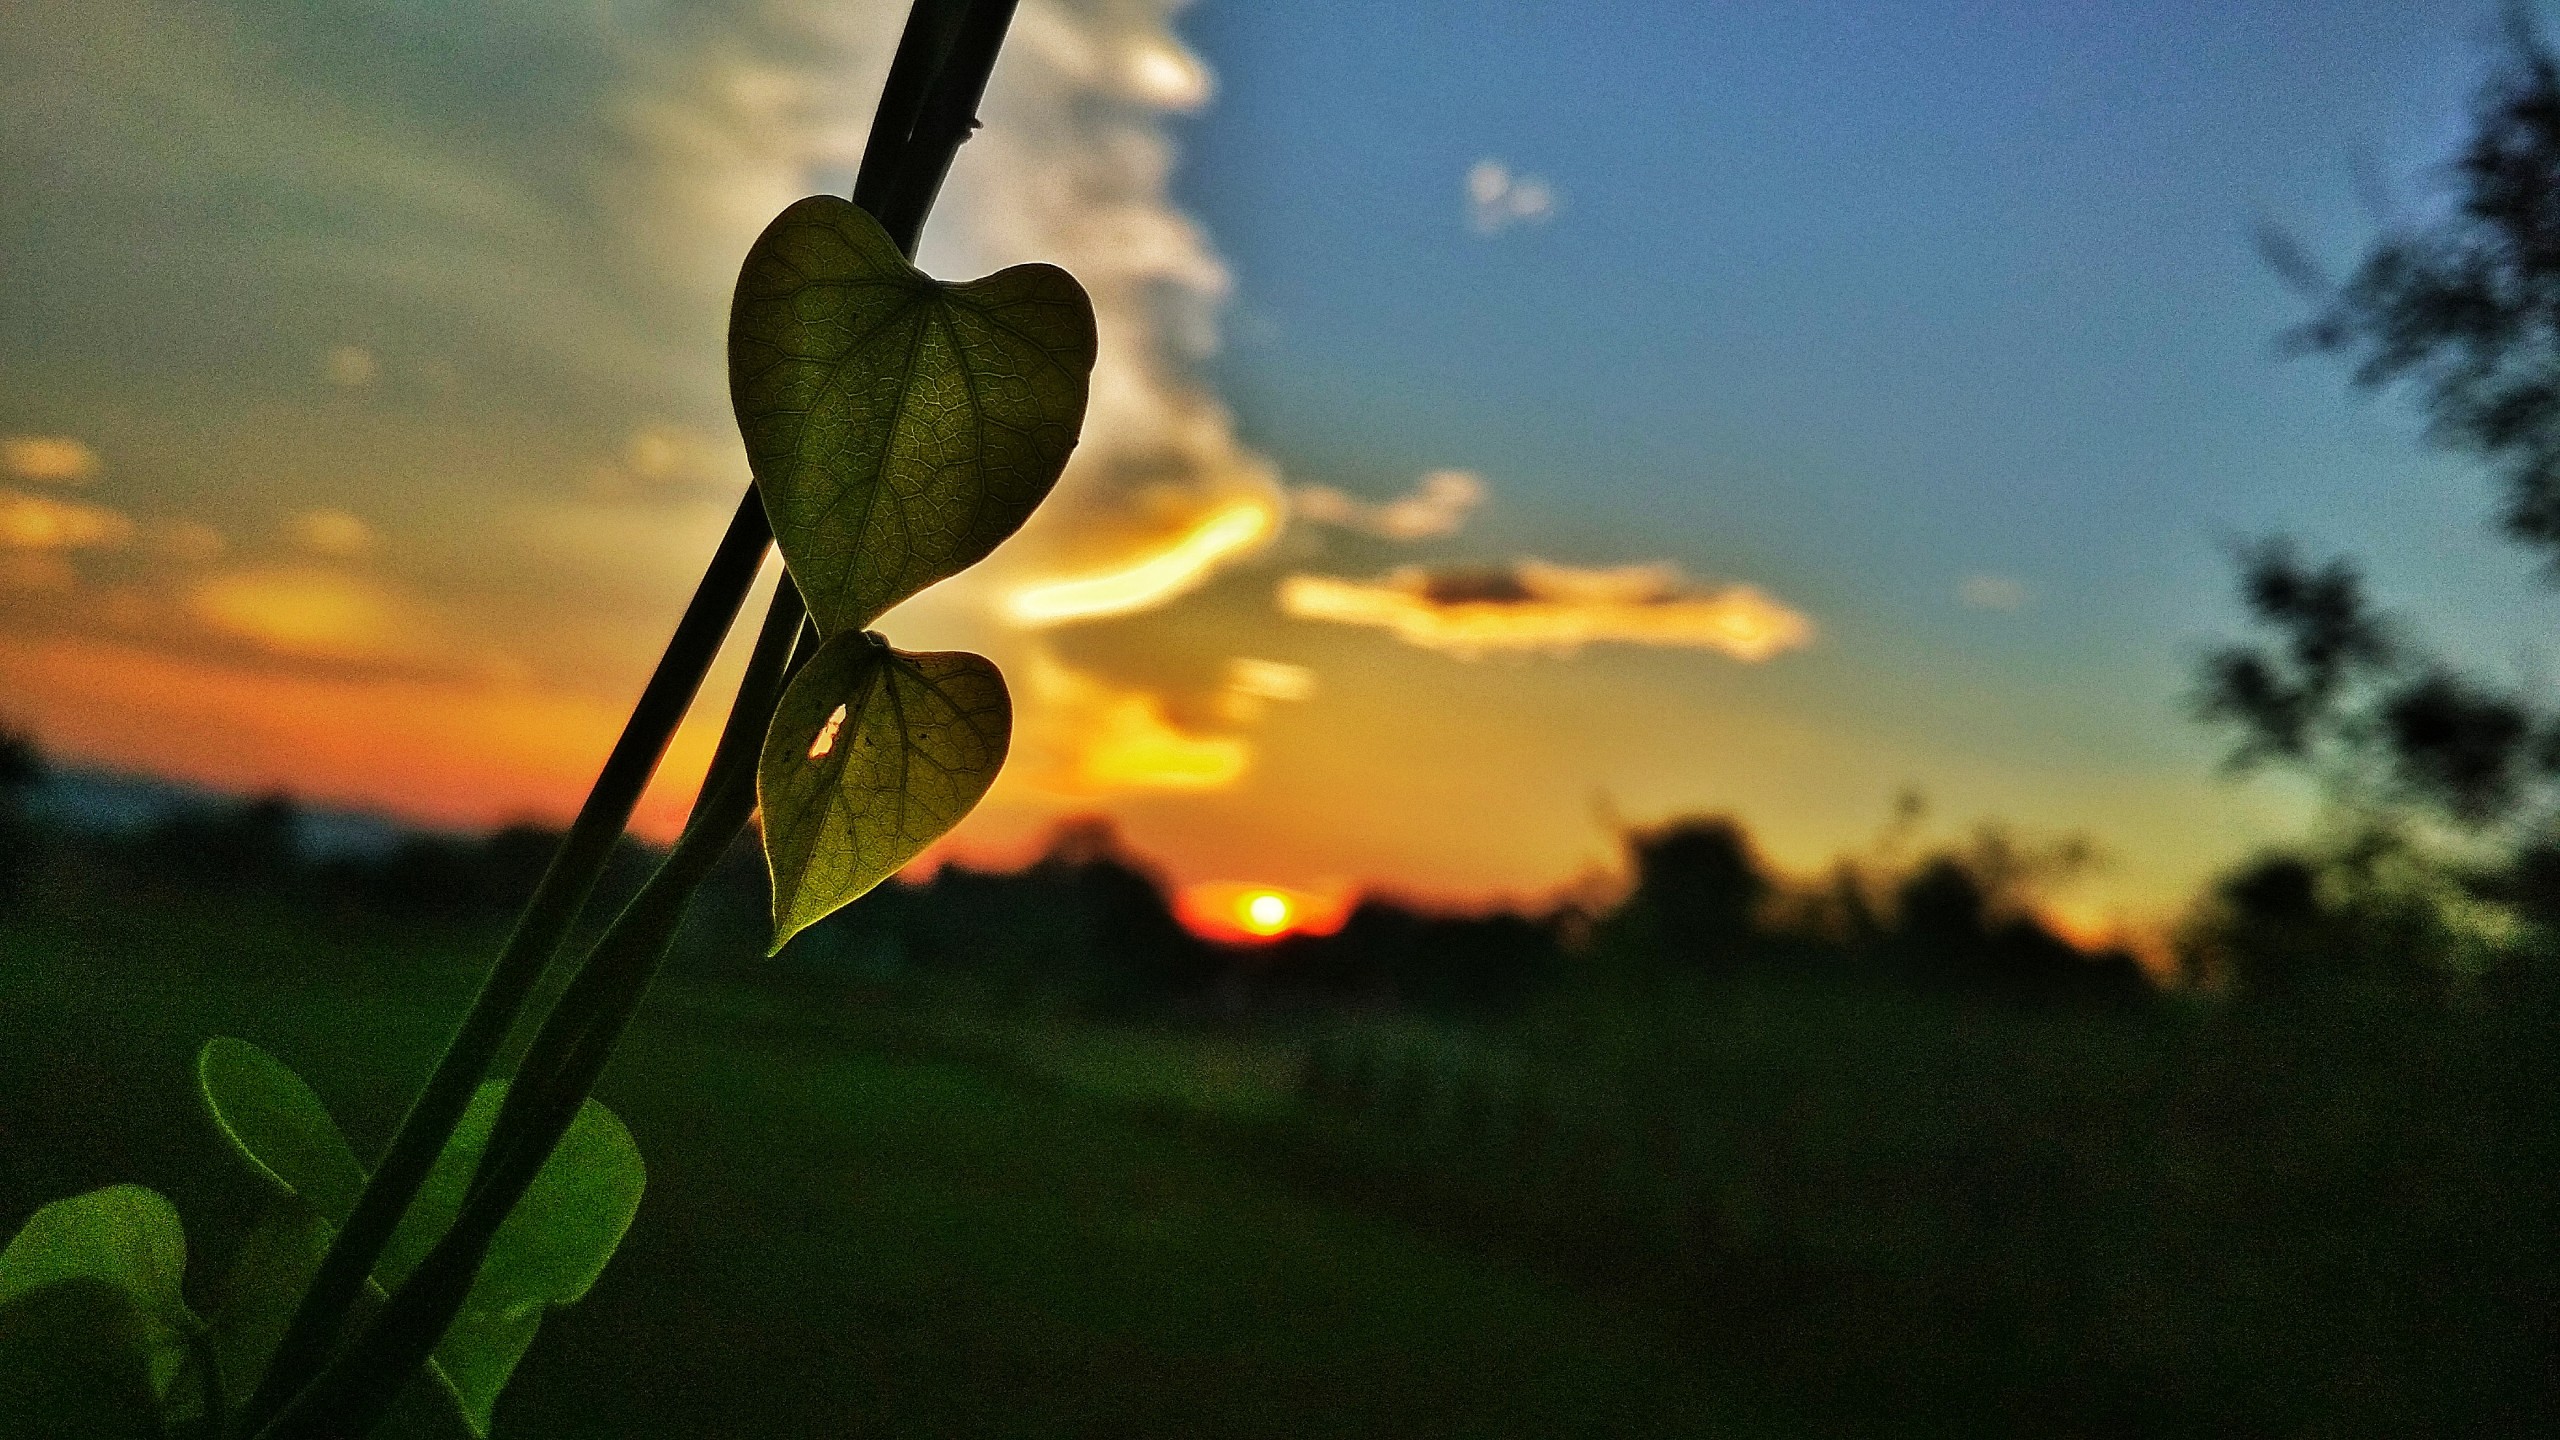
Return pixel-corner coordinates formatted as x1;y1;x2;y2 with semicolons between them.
287;509;375;560
0;0;1290;834
1219;656;1315;722
1958;574;2028;611
1280;559;1814;660
1003;499;1275;626
1022;649;1250;793
0;437;102;486
0;490;134;551
1293;469;1485;541
188;567;399;662
1466;159;1559;235
323;345;378;388
601;0;1286;625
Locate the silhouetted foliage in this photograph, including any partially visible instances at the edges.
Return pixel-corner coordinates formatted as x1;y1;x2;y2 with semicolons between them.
131;792;303;889
2193;540;2560;826
1300;900;1562;1015
2208;10;2560;997
2179;825;2499;1005
883;820;1216;1010
1884;855;2147;1004
2192;855;2332;1000
0;726;42;910
2283;6;2560;562
1626;817;1769;972
326;823;574;917
2196;539;2395;765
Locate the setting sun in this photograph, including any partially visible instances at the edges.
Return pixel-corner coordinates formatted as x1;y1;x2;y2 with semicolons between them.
1176;881;1348;944
1242;890;1291;934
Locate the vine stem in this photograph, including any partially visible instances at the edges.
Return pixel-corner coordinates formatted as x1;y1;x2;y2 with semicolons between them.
244;1;1017;1434
231;489;772;1434
251;593;804;1440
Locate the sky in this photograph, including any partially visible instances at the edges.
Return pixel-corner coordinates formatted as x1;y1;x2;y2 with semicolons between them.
2;0;2553;934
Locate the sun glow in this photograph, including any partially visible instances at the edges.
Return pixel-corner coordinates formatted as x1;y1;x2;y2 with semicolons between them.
1002;499;1275;626
1177;881;1349;944
1242;891;1291;934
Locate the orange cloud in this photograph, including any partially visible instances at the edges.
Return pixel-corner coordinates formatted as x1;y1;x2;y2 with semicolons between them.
1278;559;1815;660
1219;656;1315;722
0;489;134;551
0;552;79;592
0;436;103;485
0;631;663;829
189;567;400;662
1292;469;1484;540
1024;652;1249;793
1003;498;1276;626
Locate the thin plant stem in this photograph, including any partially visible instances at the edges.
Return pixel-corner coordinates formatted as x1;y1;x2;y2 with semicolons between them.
245;0;1020;1431
469;598;810;1198
251;596;803;1440
233;490;771;1431
232;0;978;1426
452;0;1013;1192
874;0;1022;249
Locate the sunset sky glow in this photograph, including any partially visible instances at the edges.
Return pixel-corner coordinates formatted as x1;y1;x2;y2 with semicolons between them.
2;1;2550;929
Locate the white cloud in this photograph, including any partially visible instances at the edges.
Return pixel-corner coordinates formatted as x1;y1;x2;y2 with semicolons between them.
1467;159;1559;235
1292;469;1485;541
1003;499;1274;626
1280;559;1815;661
607;1;1284;630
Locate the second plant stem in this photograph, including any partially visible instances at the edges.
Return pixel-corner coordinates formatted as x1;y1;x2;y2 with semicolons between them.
243;1;1021;1434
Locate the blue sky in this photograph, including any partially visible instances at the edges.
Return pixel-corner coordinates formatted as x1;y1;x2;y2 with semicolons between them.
0;0;2548;929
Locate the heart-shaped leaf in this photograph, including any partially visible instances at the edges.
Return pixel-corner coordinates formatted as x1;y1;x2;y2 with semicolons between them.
198;1036;370;1224
729;194;1095;635
759;630;1010;951
0;1185;199;1405
195;1039;644;1437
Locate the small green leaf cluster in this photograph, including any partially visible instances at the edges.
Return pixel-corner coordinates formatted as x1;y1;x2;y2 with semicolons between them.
0;190;1095;1435
0;1039;641;1438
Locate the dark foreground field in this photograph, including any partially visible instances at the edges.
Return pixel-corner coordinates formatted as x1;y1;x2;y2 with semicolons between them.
1;891;1773;1439
4;878;2553;1438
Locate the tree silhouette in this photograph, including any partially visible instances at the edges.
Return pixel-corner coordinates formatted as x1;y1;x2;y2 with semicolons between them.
0;726;41;908
2211;9;2560;838
1626;817;1770;971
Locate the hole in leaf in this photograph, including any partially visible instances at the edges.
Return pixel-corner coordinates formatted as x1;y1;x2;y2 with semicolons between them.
808;703;848;760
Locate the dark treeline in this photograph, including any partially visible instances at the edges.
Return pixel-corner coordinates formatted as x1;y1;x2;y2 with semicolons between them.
18;727;2554;1024
0;735;2211;1019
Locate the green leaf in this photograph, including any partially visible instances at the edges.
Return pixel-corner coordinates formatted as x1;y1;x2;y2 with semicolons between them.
0;1278;165;1440
374;1084;646;1436
729;194;1096;635
198;1036;370;1224
192;1041;643;1437
759;631;1010;950
0;1186;199;1404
